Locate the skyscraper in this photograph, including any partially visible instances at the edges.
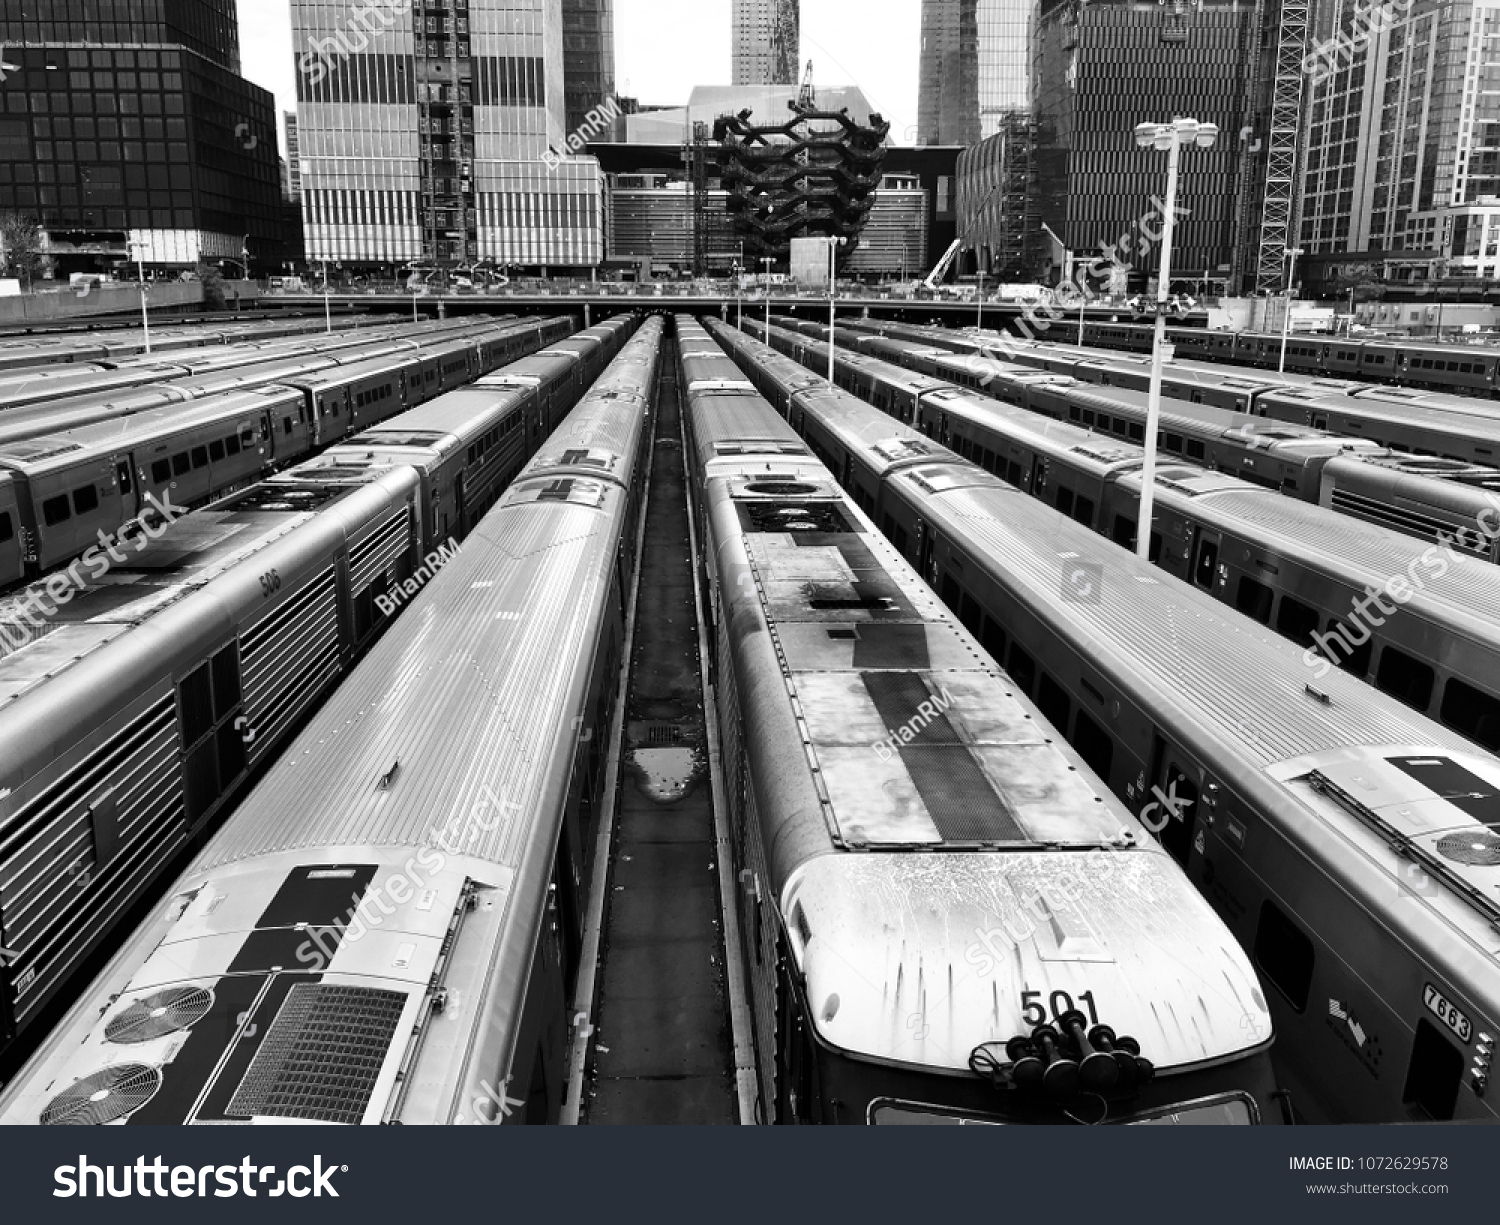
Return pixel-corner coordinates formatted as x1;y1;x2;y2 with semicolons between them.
292;0;603;270
918;0;1032;146
732;0;800;87
562;0;618;140
0;0;284;272
1031;0;1250;288
284;113;303;203
1299;0;1500;280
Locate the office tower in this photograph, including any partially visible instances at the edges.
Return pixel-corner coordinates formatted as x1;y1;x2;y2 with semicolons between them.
732;0;800;86
1299;0;1500;280
562;0;618;140
918;0;1032;146
292;0;603;269
1031;0;1250;291
0;0;283;272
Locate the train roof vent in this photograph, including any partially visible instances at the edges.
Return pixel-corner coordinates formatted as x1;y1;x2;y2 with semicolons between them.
744;501;853;533
41;1063;162;1125
105;986;215;1044
1436;832;1500;867
226;983;406;1125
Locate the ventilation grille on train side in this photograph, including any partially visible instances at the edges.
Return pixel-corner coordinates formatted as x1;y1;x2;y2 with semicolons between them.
226;984;405;1124
105;986;214;1045
347;511;410;592
40;1063;162;1125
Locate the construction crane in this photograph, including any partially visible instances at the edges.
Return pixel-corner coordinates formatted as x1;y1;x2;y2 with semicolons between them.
917;238;963;293
797;59;816;111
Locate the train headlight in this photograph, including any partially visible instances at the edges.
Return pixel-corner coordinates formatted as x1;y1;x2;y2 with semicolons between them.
968;1010;1154;1103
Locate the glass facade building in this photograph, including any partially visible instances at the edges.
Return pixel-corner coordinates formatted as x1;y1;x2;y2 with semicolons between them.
0;0;284;272
562;0;617;140
1031;0;1251;288
918;0;1033;146
732;0;800;87
292;0;603;270
1300;0;1500;278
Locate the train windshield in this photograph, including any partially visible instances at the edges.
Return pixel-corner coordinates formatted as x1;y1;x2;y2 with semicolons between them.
869;1094;1256;1126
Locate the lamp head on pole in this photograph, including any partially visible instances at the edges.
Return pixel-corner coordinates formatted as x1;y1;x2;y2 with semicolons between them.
1134;118;1219;150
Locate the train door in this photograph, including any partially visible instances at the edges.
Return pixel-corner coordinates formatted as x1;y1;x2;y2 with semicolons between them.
1148;739;1202;868
917;519;935;585
1190;527;1224;595
774;947;816;1123
455;470;469;534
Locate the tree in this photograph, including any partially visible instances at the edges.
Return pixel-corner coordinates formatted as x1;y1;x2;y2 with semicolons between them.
1328;263;1383;303
0;212;47;290
196;262;227;311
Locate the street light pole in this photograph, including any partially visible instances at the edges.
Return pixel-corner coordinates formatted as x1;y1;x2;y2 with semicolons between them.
133;239;152;355
1278;246;1304;373
828;237;838;384
1135;117;1217;562
762;256;774;333
977;267;985;334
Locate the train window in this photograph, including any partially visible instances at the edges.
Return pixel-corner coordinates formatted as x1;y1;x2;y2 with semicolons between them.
1185;439;1206;461
116;459;133;495
283;417;295;437
1149;532;1162;564
72;484;99;516
1158;766;1199;866
1128;423;1145;443
1274;596;1321;647
1074;496;1094;526
1402;1019;1465;1121
177;661;215;748
1081;410;1096;427
1439;678;1500;750
1164;433;1184;454
1007;642;1036;697
1055;486;1075;517
1319;617;1374;676
1252;900;1314;1013
1235;576;1274;625
1375;647;1435;710
42;494;71;526
212;644;241;718
1068;405;1083;423
940;574;961;610
1007;461;1022;485
191;446;209;469
981;614;1006;661
172;452;191;477
1312;415;1328;430
0;512;11;542
1193;538;1219;588
209;440;225;462
151;459;172;484
226;436;241;457
1073;709;1114;781
1112;515;1135;547
982;448;995;473
1038;673;1071;731
959;592;982;635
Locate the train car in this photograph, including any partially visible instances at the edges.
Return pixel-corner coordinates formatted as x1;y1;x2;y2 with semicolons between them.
682;317;1282;1126
1320;454;1500;562
0;326;662;1124
720;316;1500;1124
0;464;426;1048
0;472;21;588
1257;385;1500;466
292;316;641;547
732;319;1500;758
0;386;307;576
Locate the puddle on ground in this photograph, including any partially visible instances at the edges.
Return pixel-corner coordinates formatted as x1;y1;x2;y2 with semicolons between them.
631;746;699;803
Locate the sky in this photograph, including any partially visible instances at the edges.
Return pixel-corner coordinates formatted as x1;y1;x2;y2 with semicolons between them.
239;0;921;150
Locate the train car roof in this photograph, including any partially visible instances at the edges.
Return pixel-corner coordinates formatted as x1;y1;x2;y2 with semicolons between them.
0;385;304;475
0;468;420;704
904;468;1500;976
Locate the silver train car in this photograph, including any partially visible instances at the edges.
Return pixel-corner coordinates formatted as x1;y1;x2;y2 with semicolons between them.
708;316;1500;1124
0;316;376;374
0;317;550;450
0;318;643;1066
0;317;498;411
0;318;663;1124
0;318;575;585
741;318;1500;756
680;318;1281;1125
